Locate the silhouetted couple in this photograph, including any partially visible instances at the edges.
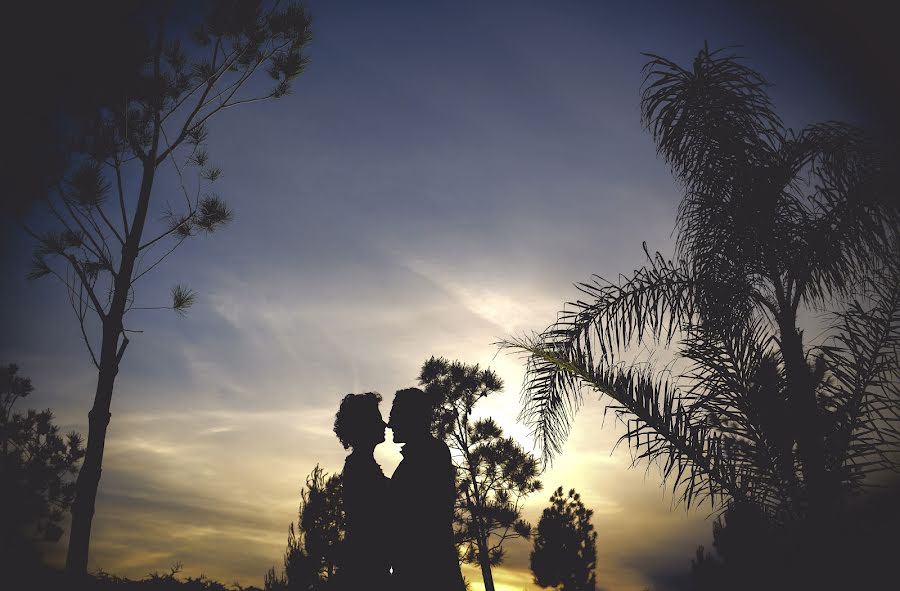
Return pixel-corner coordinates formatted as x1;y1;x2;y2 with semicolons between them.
334;388;465;591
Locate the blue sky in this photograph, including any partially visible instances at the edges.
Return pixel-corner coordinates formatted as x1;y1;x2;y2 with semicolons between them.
0;1;863;589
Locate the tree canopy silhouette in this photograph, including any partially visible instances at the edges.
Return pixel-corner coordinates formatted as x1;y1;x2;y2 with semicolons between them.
266;465;345;591
419;357;542;591
5;1;147;219
530;487;597;591
501;45;900;525
22;1;313;575
0;364;84;576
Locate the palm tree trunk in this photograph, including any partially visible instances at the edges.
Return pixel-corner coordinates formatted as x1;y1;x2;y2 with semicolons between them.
65;160;157;575
778;319;827;516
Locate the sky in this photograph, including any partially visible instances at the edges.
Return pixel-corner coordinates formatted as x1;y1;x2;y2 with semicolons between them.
0;1;870;590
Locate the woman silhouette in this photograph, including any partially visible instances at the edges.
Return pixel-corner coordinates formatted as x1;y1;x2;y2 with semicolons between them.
334;392;391;588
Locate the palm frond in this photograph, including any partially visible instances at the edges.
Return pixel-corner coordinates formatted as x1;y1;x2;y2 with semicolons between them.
681;319;797;513
500;334;586;464
501;335;751;510
597;361;746;510
496;249;696;460
681;321;774;425
554;247;696;361
641;46;806;327
794;123;900;306
641;45;782;197
819;252;900;484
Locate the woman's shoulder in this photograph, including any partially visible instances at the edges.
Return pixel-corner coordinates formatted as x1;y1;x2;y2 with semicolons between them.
343;452;386;481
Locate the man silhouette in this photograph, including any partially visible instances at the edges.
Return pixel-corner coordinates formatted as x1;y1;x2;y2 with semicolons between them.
388;388;466;591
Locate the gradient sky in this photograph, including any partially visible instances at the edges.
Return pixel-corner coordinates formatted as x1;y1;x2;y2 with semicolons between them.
1;1;865;590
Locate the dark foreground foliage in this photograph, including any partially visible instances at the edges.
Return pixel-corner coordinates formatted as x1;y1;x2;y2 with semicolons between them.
1;364;84;576
691;485;900;591
8;564;263;591
265;466;345;591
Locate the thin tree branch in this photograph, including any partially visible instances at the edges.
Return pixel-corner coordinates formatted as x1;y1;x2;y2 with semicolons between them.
155;40;253;163
50;193;106;265
159;37;224;123
92;202;125;246
61;255;107;320
45;265;101;323
132;235;187;283
157;39;292;165
116;332;129;364
71;282;100;369
112;155;131;236
138;216;193;252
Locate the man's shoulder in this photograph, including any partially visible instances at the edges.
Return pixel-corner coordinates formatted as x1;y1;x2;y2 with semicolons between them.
422;436;451;458
402;437;451;462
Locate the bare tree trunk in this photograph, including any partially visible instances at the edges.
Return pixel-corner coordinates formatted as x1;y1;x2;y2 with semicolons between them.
475;532;495;591
464;470;495;591
66;160;157;576
65;324;119;575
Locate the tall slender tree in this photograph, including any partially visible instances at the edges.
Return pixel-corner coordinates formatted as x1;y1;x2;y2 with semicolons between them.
25;2;313;575
501;45;899;523
419;357;542;591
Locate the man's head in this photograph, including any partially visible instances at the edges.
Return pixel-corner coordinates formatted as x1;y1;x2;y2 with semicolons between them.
389;387;433;443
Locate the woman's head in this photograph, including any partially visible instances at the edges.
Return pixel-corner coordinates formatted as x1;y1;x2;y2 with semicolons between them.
334;392;386;450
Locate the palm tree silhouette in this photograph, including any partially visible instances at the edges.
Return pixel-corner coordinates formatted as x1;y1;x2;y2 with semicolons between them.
502;45;899;521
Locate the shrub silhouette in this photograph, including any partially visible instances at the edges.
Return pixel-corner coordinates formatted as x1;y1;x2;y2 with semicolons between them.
267;466;345;590
530;487;597;591
0;363;84;577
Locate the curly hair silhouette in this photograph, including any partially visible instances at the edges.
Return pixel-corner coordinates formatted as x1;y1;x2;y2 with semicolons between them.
333;392;384;450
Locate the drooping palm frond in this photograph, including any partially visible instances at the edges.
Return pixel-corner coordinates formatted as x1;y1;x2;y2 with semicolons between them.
792;123;900;307
594;361;747;510
501;334;586;464
680;319;798;514
818;251;900;486
502;334;751;510
497;248;699;460
496;250;696;459
560;247;696;358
